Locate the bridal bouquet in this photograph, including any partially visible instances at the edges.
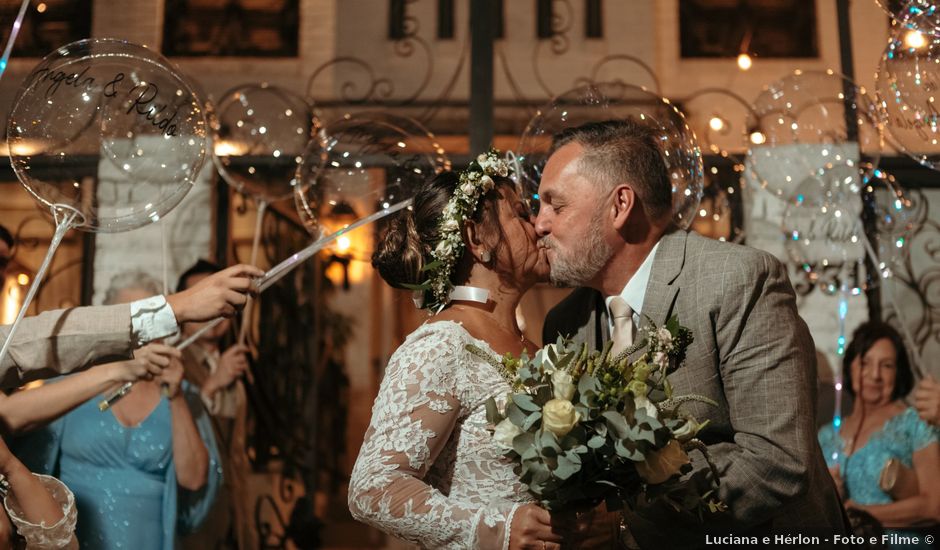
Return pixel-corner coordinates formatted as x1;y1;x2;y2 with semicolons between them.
472;317;725;518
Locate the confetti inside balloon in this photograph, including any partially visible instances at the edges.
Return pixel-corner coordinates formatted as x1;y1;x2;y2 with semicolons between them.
877;22;940;171
747;70;883;200
875;0;940;37
861;166;919;276
517;82;704;229
294;112;450;238
212;83;319;203
7;38;208;232
781;161;867;281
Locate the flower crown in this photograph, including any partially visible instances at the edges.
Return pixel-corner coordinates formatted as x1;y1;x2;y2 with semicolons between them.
408;149;513;312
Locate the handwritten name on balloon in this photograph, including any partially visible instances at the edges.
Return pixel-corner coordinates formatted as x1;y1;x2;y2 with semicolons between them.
28;66;182;137
889;98;940;142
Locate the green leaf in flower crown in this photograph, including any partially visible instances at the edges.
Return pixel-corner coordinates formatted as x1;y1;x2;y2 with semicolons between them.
400;281;430;291
485;397;501;424
513;394;541;412
420;260;443;272
522;411;542;431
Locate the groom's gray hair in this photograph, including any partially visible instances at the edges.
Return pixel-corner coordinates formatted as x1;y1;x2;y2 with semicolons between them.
550;119;672;221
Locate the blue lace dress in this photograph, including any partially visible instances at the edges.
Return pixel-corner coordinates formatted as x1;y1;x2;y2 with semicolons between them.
818;407;939;549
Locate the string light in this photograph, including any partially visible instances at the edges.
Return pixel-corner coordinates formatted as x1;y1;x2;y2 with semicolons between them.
737;53;753;70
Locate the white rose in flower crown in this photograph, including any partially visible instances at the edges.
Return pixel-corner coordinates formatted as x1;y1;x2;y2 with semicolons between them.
480;174;495;192
551;369;576;401
477;153;489;165
493;418;523;450
435;240;454;258
497;162;509;177
542;398;581;438
441;217;460;232
461;180;478;196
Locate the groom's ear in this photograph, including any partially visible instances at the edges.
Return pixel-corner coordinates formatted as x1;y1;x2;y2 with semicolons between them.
610;184;636;230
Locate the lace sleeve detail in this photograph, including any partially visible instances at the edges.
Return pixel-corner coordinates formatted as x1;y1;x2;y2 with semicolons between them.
4;474;77;549
348;323;519;550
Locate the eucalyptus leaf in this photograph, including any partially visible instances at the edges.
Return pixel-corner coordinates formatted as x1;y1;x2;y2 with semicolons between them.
522;411;542;431
554;453;580;480
513;394;541;412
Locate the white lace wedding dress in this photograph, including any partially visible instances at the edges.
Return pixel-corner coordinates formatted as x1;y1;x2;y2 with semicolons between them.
349;321;533;549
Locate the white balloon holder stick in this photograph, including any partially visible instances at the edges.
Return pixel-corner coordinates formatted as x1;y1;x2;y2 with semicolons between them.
0;204;83;367
99;199;413;412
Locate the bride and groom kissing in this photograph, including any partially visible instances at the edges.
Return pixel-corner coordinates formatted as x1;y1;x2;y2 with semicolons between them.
348;119;847;549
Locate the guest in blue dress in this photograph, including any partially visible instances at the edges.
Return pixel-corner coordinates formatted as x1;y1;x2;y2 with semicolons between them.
818;321;940;549
12;275;221;550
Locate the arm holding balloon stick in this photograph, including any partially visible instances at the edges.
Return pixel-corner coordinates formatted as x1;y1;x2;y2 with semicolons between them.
99;200;414;411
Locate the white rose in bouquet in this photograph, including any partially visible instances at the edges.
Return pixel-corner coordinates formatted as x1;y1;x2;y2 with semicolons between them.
552;369;577;401
542;398;581;438
493;418;523;450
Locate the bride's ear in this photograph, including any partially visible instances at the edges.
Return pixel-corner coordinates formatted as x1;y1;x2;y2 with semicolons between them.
463;220;488;264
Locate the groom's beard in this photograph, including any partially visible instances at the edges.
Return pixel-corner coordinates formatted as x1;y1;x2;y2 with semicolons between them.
542;210;612;287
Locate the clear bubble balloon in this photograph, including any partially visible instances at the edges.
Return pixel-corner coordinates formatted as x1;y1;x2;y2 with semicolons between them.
294;112;450;238
875;1;940;36
517;82;704;229
7;38;208;232
211;83;318;203
877;22;940;171
782;161;867;281
861;165;919;276
746;70;883;200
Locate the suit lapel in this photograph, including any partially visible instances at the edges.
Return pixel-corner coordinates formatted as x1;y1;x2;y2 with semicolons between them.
630;230;688;361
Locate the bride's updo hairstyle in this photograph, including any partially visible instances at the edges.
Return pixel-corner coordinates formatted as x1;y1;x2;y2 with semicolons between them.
373;170;511;291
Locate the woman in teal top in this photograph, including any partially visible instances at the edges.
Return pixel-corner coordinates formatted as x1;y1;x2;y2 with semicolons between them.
818;321;940;549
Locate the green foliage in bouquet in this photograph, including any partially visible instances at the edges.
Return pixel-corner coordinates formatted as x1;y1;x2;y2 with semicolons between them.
472;316;725;519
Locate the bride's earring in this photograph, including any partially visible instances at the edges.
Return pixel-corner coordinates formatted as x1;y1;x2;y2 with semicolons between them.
480;250;492;264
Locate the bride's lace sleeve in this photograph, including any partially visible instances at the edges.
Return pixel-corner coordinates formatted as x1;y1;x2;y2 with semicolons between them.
348;325;520;550
4;474;77;549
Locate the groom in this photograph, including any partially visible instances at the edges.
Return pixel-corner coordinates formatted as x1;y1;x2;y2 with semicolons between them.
535;120;846;547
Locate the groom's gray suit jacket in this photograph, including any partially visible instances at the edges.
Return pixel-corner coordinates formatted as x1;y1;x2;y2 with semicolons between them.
544;230;846;547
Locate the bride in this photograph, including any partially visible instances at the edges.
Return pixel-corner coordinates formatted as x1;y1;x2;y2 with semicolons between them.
348;153;617;550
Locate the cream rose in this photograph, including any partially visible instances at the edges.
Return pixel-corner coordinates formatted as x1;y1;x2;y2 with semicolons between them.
480;174;495;191
493;418;523;450
441;217;460;232
635;439;690;484
542;398;581;438
460;181;477;195
552;370;576;401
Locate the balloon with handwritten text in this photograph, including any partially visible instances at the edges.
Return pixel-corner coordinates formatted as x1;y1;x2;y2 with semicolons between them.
781;161;867;283
7;38;208;232
877;22;940;171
